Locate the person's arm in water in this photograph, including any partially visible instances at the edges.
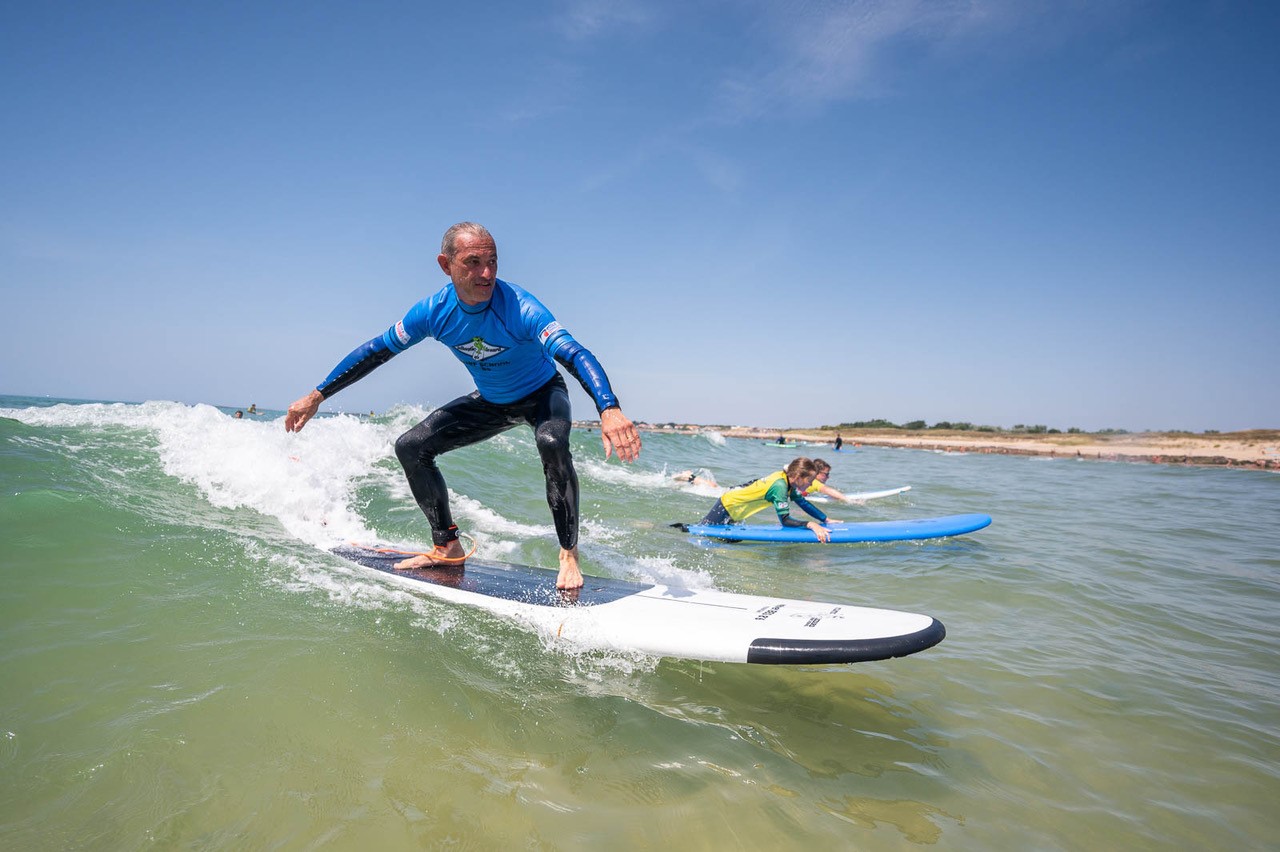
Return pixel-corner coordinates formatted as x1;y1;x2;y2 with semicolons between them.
813;481;849;501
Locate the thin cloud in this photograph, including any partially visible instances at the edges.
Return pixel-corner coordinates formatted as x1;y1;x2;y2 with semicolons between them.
551;0;658;41
495;59;584;125
711;0;1117;122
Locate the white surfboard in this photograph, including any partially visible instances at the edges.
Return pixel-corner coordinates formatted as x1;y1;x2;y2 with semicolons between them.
809;485;912;503
331;545;944;665
844;485;912;502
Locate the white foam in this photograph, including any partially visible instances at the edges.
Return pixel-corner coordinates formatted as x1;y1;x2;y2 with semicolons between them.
446;491;552;539
576;458;729;500
577;457;671;489
624;553;716;591
6;401;393;546
6;400;717;597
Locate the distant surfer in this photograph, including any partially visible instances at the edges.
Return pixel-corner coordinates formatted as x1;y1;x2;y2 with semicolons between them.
284;222;642;590
775;434;786;444
247;403;260;415
834;433;843;451
687;457;837;542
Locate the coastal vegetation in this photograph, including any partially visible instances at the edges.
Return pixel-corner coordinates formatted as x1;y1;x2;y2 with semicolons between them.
823;419;1134;435
606;419;1279;470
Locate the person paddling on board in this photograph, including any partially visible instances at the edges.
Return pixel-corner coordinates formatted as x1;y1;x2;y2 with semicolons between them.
690;457;837;542
805;458;850;502
284;222;642;590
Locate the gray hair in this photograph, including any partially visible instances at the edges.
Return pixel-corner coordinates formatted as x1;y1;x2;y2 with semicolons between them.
440;222;494;259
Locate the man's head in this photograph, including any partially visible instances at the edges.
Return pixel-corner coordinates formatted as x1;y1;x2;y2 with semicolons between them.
438;222;498;306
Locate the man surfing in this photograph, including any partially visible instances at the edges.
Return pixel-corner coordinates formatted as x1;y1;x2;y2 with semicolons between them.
285;222;641;589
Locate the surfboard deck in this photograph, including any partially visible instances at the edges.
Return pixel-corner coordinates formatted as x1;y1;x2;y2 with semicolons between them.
763;442;798;448
685;513;991;543
330;545;945;665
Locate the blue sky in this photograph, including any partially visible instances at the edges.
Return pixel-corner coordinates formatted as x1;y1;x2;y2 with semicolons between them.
2;1;1277;432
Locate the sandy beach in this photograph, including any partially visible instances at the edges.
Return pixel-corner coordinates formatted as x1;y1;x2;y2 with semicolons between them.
628;424;1280;470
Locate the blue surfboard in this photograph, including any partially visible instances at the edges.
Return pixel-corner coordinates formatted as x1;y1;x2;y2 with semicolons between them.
684;513;992;543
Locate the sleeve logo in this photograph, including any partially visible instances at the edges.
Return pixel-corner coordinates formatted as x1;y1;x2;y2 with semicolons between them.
538;321;563;344
394;320;411;346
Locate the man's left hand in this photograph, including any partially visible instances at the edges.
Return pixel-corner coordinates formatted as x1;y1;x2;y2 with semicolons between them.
600;407;642;462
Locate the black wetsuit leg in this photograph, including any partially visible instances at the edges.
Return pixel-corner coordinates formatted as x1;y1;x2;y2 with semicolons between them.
525;374;578;550
395;392;522;546
394;374;579;549
699;500;732;526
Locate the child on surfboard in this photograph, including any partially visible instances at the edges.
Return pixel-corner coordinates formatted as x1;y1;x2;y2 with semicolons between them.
682;457;839;542
805;458;850;502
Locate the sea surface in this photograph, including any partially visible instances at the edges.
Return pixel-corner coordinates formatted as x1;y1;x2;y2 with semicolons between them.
2;394;1277;849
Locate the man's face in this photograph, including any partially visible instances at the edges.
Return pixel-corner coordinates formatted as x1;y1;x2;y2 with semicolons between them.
438;232;498;305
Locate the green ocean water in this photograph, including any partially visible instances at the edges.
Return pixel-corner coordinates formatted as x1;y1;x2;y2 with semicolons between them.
2;394;1278;849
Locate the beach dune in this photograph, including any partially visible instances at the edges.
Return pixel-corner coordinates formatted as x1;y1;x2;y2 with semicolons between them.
618;424;1280;470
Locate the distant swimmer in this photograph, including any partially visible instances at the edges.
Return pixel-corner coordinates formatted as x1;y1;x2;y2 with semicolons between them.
805;458;850;502
684;457;839;542
284;222;641;590
233;410;244;419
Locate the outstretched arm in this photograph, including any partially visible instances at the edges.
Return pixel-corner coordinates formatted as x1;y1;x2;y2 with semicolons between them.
547;333;639;461
285;333;400;433
776;501;832;543
816;482;849;501
550;336;619;413
792;492;830;525
285;389;324;432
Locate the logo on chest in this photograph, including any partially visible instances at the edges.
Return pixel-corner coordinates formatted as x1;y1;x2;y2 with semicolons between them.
454;336;509;361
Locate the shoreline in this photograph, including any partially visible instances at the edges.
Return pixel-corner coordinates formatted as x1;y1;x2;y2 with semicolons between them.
612;423;1280;470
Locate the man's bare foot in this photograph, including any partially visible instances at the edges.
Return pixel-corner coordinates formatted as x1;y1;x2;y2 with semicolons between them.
395;541;466;570
557;546;584;590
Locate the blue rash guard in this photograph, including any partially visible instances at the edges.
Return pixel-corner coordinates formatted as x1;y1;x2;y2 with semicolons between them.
315;279;620;412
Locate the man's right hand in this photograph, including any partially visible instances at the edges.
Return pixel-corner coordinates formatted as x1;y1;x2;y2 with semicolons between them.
285;390;323;433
